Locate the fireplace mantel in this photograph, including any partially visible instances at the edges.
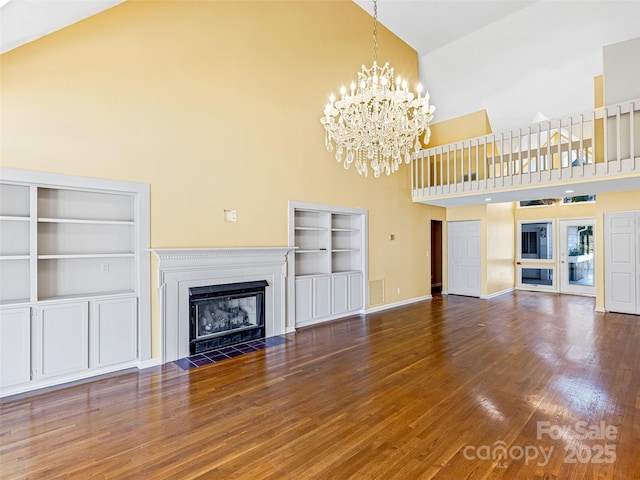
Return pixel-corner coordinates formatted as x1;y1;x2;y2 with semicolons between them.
153;247;295;362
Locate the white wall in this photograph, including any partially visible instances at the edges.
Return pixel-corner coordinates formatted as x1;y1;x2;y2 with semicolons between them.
604;36;640;105
420;1;640;133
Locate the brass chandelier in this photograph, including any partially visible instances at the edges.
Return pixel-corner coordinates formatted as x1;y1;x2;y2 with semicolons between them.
320;0;436;177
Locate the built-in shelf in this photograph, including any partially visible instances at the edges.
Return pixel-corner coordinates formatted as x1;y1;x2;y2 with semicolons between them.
295;226;326;231
38;290;137;303
289;201;367;328
1;168;150;397
38;253;135;259
38;218;135;225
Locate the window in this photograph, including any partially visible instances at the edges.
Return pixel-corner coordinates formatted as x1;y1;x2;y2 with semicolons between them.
521;268;554;287
519;198;557;207
561;195;596;204
519;222;553;260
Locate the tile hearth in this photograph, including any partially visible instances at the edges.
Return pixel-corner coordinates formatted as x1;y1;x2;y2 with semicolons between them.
173;336;289;370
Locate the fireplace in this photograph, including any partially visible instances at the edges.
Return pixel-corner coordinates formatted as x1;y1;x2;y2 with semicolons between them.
189;280;268;355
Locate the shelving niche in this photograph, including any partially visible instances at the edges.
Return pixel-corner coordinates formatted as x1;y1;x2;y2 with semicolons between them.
0;168;150;397
289;201;367;327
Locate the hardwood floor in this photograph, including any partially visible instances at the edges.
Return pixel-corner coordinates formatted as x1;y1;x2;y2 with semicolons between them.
1;292;639;479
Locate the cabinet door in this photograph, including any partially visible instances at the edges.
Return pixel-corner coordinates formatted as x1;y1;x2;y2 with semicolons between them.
332;273;349;315
295;278;313;324
348;272;363;311
92;297;138;367
313;275;331;319
37;302;89;379
0;307;31;388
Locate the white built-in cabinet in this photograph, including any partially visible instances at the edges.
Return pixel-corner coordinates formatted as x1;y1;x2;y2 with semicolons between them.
289;202;367;327
0;168;150;397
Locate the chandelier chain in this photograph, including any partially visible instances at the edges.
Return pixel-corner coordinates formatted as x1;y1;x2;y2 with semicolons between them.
373;0;378;63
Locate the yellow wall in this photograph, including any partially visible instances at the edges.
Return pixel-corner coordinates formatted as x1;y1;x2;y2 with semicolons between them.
486;202;515;295
595;190;640;310
0;0;436;357
429;110;493;146
445;202;515;297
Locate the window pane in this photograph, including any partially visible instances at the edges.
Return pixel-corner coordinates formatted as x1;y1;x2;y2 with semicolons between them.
561;194;596;204
567;225;594;286
520;222;553;259
521;268;554;286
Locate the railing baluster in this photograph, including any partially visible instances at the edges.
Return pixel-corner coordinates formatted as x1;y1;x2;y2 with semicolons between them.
527;126;532;183
537;123;542;183
592;109;597;176
475;139;480;190
492;135;496;188
468;140;472;190
617;105;622;172
604;107;609;173
453;144;458;192
422;152;426;195
547;121;552;181
500;133;505;186
568;116;573;178
518;128;523;184
631;100;636;170
413;152;417;194
446;145;451;193
579;113;584;177
440;148;444;192
508;130;513;184
483;140;488;190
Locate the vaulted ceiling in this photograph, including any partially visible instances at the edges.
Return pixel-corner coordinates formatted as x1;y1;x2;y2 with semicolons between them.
1;0;638;133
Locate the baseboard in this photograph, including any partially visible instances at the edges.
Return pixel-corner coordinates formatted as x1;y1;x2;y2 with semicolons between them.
594;307;606;313
138;358;162;369
481;287;515;300
366;295;432;314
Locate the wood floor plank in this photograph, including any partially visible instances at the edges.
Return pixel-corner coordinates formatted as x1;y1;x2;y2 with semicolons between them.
1;292;639;479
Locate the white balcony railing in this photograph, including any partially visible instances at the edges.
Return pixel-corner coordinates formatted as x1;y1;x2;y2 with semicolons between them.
411;98;640;203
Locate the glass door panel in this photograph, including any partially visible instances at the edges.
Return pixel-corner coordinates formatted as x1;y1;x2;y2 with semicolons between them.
559;219;595;295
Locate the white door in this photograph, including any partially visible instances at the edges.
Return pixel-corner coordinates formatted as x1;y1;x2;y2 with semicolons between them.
605;211;640;314
559;218;595;296
447;220;481;297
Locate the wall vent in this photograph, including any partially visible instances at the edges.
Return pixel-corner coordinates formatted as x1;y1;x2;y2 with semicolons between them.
369;279;385;307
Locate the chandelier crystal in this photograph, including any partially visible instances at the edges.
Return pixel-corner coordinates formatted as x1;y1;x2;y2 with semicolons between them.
320;0;436;177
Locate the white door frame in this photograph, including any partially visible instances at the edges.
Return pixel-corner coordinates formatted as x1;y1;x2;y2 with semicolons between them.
558;218;595;296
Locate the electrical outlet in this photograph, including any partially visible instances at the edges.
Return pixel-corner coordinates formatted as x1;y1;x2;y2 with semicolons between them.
397;287;401;294
101;263;109;273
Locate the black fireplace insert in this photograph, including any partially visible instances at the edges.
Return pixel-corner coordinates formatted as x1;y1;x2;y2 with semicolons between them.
189;280;268;355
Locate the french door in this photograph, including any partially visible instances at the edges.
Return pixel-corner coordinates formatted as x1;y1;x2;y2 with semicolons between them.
558;218;595;296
